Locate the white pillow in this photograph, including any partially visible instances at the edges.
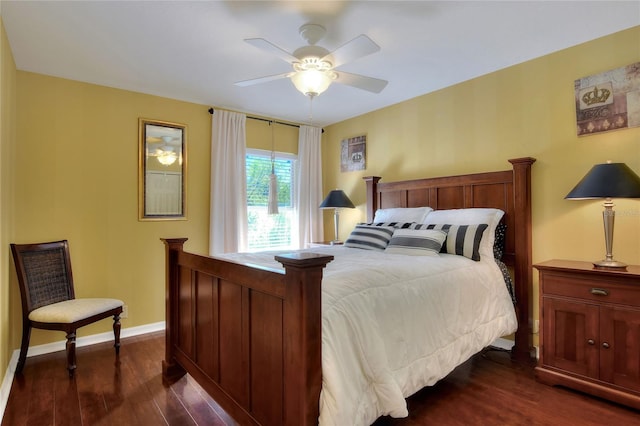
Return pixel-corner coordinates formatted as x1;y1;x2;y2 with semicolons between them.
385;229;447;256
373;207;433;223
423;208;504;260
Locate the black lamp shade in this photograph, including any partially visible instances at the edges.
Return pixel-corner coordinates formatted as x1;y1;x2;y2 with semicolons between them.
565;162;640;199
319;190;355;209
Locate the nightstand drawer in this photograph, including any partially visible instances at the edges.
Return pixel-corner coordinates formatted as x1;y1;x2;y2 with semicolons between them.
542;273;640;306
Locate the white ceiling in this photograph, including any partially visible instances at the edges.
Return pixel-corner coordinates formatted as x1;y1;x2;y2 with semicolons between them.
2;1;639;127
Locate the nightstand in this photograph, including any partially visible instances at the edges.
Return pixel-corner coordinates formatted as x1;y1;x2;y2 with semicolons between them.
534;259;640;409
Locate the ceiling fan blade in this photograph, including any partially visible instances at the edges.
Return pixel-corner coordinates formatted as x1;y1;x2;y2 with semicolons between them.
244;38;298;64
322;34;380;68
334;71;388;93
234;72;293;87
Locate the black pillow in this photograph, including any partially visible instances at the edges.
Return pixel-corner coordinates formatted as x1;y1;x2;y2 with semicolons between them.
493;222;507;261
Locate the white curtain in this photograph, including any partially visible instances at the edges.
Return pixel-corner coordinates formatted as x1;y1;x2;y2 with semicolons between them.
210;110;247;255
296;125;324;248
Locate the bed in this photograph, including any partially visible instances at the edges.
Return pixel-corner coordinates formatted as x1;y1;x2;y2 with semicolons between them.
161;157;535;425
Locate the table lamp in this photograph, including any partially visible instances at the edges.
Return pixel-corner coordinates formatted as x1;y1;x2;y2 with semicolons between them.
565;161;640;268
319;189;355;244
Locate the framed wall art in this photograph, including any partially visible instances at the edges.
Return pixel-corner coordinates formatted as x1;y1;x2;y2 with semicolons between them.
575;62;640;136
340;135;366;172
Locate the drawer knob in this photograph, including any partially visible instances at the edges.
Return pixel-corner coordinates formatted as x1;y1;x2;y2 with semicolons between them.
590;288;609;296
602;342;610;349
587;339;595;345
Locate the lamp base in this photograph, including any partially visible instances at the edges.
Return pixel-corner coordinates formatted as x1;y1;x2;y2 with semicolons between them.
330;240;344;246
593;259;628;269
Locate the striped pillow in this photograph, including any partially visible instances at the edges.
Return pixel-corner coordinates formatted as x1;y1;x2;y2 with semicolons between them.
385;229;447;256
425;223;489;261
362;222;418;229
345;225;395;251
363;222;431;230
423;208;504;260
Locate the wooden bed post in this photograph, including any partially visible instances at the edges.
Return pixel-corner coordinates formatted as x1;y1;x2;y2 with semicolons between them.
275;252;334;426
363;176;381;222
161;237;188;383
509;157;536;361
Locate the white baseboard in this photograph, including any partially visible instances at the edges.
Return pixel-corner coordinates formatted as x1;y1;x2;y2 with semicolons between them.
24;321;166;357
0;350;18;422
0;321;165;422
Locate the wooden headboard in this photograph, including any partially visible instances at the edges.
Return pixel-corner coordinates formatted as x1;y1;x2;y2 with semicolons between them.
363;157;536;360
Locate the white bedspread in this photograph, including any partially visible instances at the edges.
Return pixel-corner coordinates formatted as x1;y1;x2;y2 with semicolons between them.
219;247;517;426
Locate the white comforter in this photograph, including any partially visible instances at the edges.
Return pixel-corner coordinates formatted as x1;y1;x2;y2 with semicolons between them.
219;247;517;426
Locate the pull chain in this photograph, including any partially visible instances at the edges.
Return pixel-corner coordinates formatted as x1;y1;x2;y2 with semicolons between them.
308;95;314;122
268;121;279;215
270;121;275;173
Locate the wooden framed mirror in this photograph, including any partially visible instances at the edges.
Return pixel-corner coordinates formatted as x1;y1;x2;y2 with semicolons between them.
138;118;187;220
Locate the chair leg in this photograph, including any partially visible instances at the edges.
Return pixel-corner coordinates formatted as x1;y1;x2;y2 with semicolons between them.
113;314;121;355
66;331;76;377
16;323;31;374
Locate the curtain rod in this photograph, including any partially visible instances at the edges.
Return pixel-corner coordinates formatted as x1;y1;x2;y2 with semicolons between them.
208;108;323;132
208;107;298;129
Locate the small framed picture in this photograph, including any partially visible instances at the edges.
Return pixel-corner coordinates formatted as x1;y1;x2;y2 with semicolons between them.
340;135;366;172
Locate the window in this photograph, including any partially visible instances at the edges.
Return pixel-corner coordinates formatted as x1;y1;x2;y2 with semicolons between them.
246;149;297;251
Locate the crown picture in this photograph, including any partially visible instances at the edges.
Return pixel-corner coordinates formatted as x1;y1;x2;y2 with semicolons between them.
581;86;611;106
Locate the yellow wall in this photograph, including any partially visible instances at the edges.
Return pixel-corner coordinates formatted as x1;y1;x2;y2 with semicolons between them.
246;118;299;155
10;73;299;349
1;18;17;374
13;72;211;346
323;26;640;345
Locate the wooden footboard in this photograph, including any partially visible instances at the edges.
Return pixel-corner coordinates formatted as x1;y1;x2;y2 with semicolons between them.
161;238;333;426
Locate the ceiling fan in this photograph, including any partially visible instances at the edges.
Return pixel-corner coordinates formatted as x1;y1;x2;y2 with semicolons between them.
146;135;182;166
235;24;388;97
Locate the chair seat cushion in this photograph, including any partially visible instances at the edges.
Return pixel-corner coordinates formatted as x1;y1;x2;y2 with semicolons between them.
29;298;124;323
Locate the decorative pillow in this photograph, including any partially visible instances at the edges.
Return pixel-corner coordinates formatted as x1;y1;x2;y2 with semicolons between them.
373;207;433;224
344;225;395;251
425;223;489;261
403;223;430;230
496;258;516;304
361;222;422;229
385;229;447;256
493;222;507;261
423;208;504;260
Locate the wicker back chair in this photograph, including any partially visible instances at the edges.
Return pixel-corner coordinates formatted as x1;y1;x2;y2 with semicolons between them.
11;240;123;377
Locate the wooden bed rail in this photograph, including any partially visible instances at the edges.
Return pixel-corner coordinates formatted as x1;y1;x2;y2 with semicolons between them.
161;238;333;425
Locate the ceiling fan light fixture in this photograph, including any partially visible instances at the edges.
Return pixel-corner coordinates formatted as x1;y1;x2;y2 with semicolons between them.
157;149;178;166
291;68;335;97
237;23;387;97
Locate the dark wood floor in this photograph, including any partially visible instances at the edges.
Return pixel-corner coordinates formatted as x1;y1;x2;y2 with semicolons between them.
2;332;639;426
